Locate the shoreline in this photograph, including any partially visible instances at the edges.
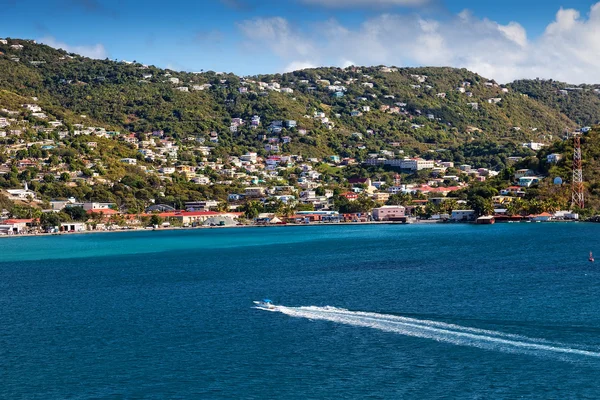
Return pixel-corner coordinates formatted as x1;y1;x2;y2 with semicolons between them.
0;219;582;240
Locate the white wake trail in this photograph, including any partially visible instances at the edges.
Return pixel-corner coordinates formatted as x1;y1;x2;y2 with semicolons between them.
262;305;600;360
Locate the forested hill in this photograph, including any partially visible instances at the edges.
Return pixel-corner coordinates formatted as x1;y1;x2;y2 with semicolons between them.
509;79;600;127
4;38;600;217
0;38;586;160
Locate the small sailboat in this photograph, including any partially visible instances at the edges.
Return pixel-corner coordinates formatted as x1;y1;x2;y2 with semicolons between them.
590;251;595;263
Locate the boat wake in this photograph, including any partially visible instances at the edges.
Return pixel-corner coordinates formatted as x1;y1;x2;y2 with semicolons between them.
258;305;600;361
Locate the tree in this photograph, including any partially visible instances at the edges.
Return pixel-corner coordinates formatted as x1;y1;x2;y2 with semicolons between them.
10;205;41;219
40;212;61;231
214;202;229;212
150;214;163;226
64;206;88;221
241;201;263;219
440;199;458;214
387;193;411;206
468;196;493;217
295;203;314;212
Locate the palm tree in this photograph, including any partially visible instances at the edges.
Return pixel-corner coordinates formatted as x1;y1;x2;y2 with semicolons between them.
280;204;295;220
215;202;229;212
441;199;458;214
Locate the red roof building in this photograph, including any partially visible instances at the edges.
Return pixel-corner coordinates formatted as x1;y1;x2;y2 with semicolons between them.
340;192;359;201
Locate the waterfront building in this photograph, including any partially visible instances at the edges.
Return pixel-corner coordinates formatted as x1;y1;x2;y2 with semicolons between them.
372;206;406;221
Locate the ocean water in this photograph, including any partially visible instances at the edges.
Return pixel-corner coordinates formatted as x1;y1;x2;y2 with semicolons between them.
2;223;600;399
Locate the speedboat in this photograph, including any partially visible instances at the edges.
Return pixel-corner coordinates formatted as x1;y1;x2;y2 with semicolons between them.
254;299;276;310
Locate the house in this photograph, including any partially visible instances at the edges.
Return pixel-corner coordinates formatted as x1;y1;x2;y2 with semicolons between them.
82;202;116;211
156;211;227;225
340;192;359;201
476;216;495;224
6;182;36;200
522;142;545;151
191;176;211;185
185;200;219;211
529;212;553;222
245;187;266;197
401;158;434;171
23;104;42;112
160;167;176;174
371;193;390;202
514;169;534;179
372;206;406;221
60;222;87;232
500;186;526;196
0;219;34;234
120;158;137;165
519;176;542;187
547;153;562;164
451;210;476;222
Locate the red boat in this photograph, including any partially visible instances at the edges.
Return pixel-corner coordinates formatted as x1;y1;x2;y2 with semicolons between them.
590;251;595;263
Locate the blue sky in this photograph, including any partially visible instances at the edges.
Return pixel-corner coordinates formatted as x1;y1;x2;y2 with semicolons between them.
2;0;600;82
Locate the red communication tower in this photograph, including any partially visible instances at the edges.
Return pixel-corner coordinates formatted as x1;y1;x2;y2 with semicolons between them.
572;134;584;209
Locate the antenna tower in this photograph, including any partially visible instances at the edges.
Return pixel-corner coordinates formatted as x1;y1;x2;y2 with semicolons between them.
572;133;584;209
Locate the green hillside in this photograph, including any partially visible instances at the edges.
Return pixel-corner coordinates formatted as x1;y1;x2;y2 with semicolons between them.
1;38;600;217
0;40;577;157
509;79;600;126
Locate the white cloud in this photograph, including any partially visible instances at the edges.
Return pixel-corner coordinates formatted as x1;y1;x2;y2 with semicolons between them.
237;2;600;83
39;36;107;59
237;17;314;59
498;22;527;47
284;61;318;72
301;0;431;7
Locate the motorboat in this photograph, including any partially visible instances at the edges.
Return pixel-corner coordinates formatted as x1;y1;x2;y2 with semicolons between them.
254;299;276;310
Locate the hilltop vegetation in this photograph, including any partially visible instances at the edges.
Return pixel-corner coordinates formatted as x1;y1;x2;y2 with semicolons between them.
509;79;600;126
0;40;578;156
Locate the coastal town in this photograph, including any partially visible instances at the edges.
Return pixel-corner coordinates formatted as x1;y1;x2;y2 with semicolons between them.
0;39;593;235
0;103;580;235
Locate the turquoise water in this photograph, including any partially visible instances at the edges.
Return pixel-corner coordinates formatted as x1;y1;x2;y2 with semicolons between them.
2;223;600;398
